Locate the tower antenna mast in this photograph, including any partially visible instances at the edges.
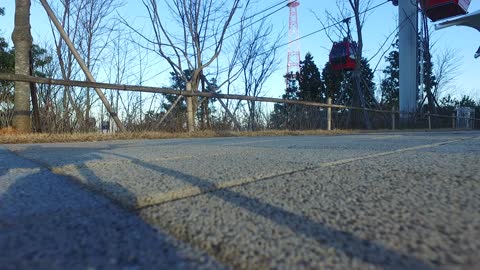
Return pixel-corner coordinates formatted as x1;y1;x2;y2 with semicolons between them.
286;0;300;89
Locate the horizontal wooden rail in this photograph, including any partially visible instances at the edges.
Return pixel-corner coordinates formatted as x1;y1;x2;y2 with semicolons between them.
1;73;479;122
0;73;390;114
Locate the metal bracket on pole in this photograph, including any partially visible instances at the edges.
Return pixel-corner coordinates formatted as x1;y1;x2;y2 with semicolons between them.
39;0;126;132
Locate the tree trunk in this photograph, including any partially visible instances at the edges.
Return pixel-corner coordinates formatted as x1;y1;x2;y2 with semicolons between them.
186;82;194;132
250;100;256;131
12;0;33;132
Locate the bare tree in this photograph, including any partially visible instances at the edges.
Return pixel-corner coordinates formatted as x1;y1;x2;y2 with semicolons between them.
12;0;33;132
433;48;461;98
47;0;122;132
50;0;85;131
241;21;281;131
77;0;122;129
315;0;375;128
141;0;241;131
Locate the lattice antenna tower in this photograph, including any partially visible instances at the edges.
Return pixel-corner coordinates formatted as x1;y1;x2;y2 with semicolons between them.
286;0;300;89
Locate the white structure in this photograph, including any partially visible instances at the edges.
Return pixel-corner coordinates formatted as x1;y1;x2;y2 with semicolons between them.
436;9;480;58
456;107;475;129
399;1;418;122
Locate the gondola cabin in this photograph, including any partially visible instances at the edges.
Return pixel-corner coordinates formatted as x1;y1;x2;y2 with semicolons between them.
420;0;471;21
329;40;357;71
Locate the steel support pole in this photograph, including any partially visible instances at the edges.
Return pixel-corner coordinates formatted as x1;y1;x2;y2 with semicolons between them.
39;0;126;132
452;113;456;129
399;0;418;125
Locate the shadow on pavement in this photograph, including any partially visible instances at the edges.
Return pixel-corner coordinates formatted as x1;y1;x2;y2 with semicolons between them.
109;151;435;270
0;147;224;270
4;143;435;269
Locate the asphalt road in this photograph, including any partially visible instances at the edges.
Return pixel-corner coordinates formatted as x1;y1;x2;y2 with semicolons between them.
1;131;479;269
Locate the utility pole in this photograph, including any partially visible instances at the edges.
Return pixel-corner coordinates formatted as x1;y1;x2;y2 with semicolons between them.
399;0;418;125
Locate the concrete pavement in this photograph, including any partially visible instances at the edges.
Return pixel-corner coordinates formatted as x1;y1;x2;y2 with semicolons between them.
0;147;227;269
1;131;479;269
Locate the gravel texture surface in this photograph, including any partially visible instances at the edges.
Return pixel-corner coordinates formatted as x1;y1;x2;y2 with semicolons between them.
140;140;480;270
0;148;226;270
2;131;479;269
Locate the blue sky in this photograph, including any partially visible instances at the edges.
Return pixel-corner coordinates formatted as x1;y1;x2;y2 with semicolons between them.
1;0;478;101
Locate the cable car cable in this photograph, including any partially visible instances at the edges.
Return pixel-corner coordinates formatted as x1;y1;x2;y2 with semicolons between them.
204;0;297;51
370;10;418;74
144;0;389;82
266;0;391;55
176;0;393;84
229;0;294;28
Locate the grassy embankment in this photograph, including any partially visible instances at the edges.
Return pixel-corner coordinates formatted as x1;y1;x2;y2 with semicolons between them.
0;127;352;144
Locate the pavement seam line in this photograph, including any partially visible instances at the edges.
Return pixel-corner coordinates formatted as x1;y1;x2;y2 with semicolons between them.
222;139;280;146
135;137;474;210
4;136;476;213
56;155;195;169
49;149;259;172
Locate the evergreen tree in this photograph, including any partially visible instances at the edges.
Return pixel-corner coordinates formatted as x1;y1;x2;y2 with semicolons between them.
198;76;218;130
283;72;299;100
440;94;477;108
1;8;14;91
270;53;328;130
269;72;298;129
297;53;324;102
1;31;52;128
439;94;457;108
145;71;191;131
154;70;218;131
0;36;15;128
457;95;476;107
322;61;344;103
321;58;376;107
31;44;53;78
0;37;14;77
380;38;437;111
380;48;399;109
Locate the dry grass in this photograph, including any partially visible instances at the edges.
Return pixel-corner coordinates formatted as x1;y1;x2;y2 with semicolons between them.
0;127;21;136
0;128;353;144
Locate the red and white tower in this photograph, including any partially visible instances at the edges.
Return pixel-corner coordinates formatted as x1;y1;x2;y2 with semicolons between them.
286;0;300;88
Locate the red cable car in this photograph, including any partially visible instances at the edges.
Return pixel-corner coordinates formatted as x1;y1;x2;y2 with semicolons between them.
329;39;358;71
420;0;471;21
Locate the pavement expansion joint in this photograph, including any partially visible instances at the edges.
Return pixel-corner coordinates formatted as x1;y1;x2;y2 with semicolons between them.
134;137;474;211
53;155;195;169
7;136;478;212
